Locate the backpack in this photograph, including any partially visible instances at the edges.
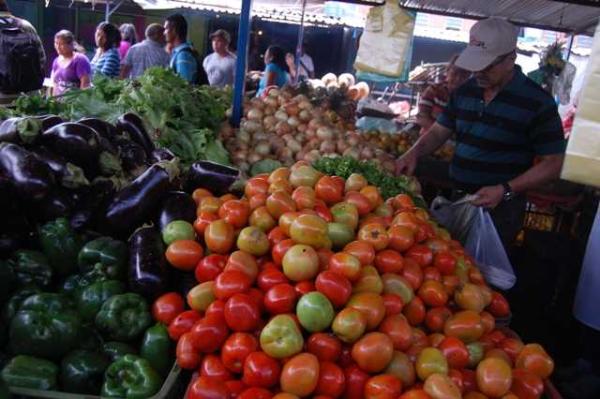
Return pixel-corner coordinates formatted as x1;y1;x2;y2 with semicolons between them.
0;17;44;94
180;46;208;85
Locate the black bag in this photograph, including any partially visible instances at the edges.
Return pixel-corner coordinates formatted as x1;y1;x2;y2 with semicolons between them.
0;17;44;94
180;46;208;85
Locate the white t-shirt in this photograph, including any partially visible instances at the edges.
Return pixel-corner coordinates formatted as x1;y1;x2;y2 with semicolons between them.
202;52;236;87
298;54;314;78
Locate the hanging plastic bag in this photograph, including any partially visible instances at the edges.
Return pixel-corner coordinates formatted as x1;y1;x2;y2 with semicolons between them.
430;196;478;244
464;207;516;290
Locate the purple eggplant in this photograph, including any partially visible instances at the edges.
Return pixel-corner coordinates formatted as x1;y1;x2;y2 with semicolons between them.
185;161;239;196
32;147;89;189
77;118;117;141
35;188;74;222
0;143;55;201
104;161;178;236
40;115;64;132
0;117;42;145
128;226;170;300
157;191;196;231
70;177;121;231
117;113;155;157
150;148;176;164
42;122;100;172
113;137;147;177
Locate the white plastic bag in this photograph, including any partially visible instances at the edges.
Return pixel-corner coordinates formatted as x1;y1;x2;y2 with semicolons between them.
465;207;516;290
430;196;477;244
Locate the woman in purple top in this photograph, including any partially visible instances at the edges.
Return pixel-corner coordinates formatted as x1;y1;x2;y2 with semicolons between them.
50;30;91;96
119;23;138;60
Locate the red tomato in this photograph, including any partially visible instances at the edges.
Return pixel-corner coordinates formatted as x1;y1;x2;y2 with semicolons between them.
351;332;394;373
316;176;344;204
214;270;252;300
423;267;442;282
266;191;297;219
249;193;268;211
190;316;229;353
263;283;298;315
295;281;315;296
379;314;413;351
267;226;288;247
388;225;416;253
224;293;261;332
402;258;424;290
317;248;334;271
434;251;457;275
347;292;386;331
346;191;373;216
257;268;289;292
187;376;228;399
307;333;342;362
364;374;402;399
315;361;345;398
280;353;320;397
328;253;362;282
194;212;219;235
499;338;524;363
221;333;259;373
403;297;426;326
243;352;281;388
166;240;204;271
448;368;465;394
292;186;317;210
168;310;201;340
247;288;265;314
425;306;452;333
398;389;431;399
343;240;376;266
238;387;273;399
358;223;389;251
152;292;185;325
192;188;213;205
205;300;226;322
315;200;334;222
205;220;235;254
488;291;511;318
225;380;247;397
439;337;470;369
315;270;353;308
405;245;433;267
360;186;383;209
272;239;294;266
418;280;448;307
343;364;370;399
462;369;477;393
382;293;404;316
245;177;270;198
511;368;544;399
219;200;250;228
374;249;404;274
195;254;228;283
176;332;201;370
225;251;259;282
201;355;232;382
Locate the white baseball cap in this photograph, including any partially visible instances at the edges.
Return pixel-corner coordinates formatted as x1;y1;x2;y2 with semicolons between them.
455;17;519;72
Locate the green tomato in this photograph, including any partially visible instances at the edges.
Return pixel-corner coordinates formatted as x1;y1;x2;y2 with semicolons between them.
282;244;319;282
162;221;195;245
467;341;485;368
330;202;359;230
296;292;334;333
327;222;355;250
260;314;304;359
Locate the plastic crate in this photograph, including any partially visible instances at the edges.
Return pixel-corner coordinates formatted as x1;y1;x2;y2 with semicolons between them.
8;362;182;399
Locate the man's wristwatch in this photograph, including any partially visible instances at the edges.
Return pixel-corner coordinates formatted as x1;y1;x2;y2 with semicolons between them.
502;182;515;201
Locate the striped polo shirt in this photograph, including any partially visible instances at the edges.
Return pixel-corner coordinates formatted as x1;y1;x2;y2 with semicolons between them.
437;66;566;190
91;48;120;79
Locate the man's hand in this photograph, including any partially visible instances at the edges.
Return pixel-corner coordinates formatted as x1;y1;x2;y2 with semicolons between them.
395;151;418;176
471;185;505;208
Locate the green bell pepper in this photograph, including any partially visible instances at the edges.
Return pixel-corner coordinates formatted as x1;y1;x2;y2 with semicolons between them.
60;350;110;395
1;355;58;390
103;342;137;363
0;260;15;305
9;293;81;359
140;323;171;377
0;376;9;399
61;269;109;297
95;293;151;341
78;237;127;280
38;218;82;276
77;325;104;352
1;286;40;323
77;280;125;321
101;354;161;399
11;250;52;288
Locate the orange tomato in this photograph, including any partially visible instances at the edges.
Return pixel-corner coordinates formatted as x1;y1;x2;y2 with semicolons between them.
166;240;204;271
278;211;300;236
192;188;213;205
193;212;218;235
269;178;294;194
388;225;416;253
245;177;270;198
249;193;268;210
444;310;485;343
249;206;277;232
204;219;235;254
392;211;419;231
364;374;402;399
347;292;386;331
199;196;222;214
399;389;432;399
280;353;320;397
379;314;413;351
266;191;297;219
328;252;362;282
476;358;512;397
351;332;394;373
343;240;376;266
225;250;259;282
291;186;316;210
315;176;344;205
358;223;389;251
360;186;384;209
269;167;291;183
218;200;250;228
515;344;554;379
393;194;415;211
418;280;448;307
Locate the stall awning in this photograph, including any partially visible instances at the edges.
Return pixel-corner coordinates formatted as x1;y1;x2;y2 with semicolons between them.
398;0;600;34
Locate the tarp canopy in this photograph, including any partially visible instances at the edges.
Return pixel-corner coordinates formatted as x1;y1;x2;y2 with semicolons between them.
398;0;600;34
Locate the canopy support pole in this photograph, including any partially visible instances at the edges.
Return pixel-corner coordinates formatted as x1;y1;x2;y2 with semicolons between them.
105;0;126;22
293;0;308;84
566;34;575;60
232;0;253;127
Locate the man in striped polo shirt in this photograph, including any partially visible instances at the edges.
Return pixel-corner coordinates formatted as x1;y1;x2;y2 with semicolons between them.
397;17;567;248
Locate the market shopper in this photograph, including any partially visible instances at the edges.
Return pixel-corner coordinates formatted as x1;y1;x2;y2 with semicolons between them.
396;17;567;248
0;0;46;105
50;30;91;96
164;13;205;84
203;29;236;87
119;23;138;60
121;23;170;79
416;55;470;135
256;45;289;97
91;22;121;78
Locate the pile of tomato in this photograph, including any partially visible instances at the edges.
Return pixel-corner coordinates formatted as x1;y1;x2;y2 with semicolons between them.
152;161;554;399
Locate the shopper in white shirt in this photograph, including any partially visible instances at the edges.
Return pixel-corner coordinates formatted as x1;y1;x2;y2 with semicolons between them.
286;43;315;83
202;29;236;87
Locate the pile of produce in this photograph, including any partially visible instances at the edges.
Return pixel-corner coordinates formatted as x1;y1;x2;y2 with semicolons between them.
0;218;175;396
9;68;231;167
152;161;554;398
221;88;398;175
